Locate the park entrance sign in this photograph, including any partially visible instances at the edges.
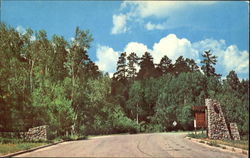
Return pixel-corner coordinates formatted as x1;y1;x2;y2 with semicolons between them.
192;106;207;129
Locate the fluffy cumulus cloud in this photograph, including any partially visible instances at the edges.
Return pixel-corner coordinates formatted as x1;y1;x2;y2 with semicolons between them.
95;45;119;75
111;14;128;34
193;39;249;75
152;34;198;63
111;1;217;33
223;45;249;73
96;34;249;78
124;42;151;57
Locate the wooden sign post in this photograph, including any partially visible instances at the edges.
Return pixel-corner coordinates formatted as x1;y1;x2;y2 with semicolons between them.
194;119;196;134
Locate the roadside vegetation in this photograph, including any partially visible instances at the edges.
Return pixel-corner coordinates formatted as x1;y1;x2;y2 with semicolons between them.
0;137;49;156
0;23;248;142
187;133;248;150
0;134;90;156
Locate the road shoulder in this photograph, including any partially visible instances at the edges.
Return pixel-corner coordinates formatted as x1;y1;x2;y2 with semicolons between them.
186;136;248;156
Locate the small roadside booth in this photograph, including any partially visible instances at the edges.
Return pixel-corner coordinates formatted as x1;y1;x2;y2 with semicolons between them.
192;106;207;133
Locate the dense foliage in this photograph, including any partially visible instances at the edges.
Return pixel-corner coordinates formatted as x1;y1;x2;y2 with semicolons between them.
0;23;248;138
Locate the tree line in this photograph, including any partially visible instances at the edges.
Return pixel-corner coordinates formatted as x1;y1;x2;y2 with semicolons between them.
0;23;248;138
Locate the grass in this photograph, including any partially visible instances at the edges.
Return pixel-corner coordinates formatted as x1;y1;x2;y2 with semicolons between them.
0;142;48;156
187;132;207;139
0;137;55;156
206;139;249;150
207;141;220;147
187;132;248;150
0;134;89;156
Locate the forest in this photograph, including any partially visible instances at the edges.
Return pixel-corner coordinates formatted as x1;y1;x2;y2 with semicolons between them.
0;23;248;139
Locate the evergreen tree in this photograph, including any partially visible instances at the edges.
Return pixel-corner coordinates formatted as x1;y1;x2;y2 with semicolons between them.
186;58;199;72
113;52;127;81
126;52;139;80
137;52;158;79
226;70;240;92
156;55;173;75
201;50;221;77
173;56;190;75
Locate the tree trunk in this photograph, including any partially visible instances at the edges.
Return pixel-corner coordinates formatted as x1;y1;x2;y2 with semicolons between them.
30;60;34;91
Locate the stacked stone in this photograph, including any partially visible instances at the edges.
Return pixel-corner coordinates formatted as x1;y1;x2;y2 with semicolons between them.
206;99;231;140
229;123;240;140
20;125;48;141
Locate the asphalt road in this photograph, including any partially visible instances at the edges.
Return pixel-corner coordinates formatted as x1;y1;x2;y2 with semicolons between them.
16;133;247;157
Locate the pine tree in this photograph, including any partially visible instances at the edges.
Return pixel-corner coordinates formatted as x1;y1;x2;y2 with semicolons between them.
173;56;190;75
201;50;221;77
126;52;139;80
226;70;240;91
137;52;157;80
113;52;127;81
156;55;173;75
186;58;199;72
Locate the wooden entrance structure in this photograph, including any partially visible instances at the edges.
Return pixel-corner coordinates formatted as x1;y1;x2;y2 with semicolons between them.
192;106;207;129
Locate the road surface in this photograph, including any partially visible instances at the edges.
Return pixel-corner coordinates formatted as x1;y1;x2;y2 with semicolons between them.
16;133;247;157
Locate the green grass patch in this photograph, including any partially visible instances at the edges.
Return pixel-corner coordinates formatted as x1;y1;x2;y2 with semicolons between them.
0;137;52;156
0;137;53;144
0;142;47;156
207;141;220;147
187;132;248;150
187;133;207;139
210;139;249;150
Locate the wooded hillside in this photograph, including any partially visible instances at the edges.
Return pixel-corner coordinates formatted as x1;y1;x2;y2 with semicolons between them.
0;23;248;138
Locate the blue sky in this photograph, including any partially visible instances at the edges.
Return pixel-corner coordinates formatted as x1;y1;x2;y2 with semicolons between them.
1;1;249;79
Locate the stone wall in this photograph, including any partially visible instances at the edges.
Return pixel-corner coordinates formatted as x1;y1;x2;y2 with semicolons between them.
205;99;231;140
229;123;240;140
20;125;48;141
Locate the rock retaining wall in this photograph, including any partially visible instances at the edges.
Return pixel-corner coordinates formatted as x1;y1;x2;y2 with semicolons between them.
229;123;240;140
205;99;231;140
20;125;48;141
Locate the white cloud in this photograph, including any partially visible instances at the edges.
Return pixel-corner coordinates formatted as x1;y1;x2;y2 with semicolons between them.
111;14;128;34
111;1;218;33
16;25;36;41
30;36;36;41
70;37;75;42
223;45;249;73
122;1;217;18
124;42;151;57
16;25;26;35
193;39;249;75
95;45;119;73
96;34;249;77
145;22;166;30
152;34;198;63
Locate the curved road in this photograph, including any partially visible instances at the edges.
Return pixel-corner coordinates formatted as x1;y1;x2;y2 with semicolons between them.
16;133;247;157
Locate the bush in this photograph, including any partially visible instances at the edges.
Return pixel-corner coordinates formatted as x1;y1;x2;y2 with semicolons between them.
0;137;23;144
144;124;164;133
